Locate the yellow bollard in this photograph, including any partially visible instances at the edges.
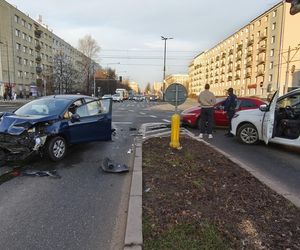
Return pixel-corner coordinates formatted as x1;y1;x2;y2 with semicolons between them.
170;113;181;149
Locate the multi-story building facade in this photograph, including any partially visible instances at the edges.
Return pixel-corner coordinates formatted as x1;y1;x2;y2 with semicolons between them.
129;81;139;94
0;0;89;97
189;2;300;98
165;74;189;93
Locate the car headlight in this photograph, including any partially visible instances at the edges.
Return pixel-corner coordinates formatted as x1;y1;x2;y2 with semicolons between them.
28;127;36;133
233;114;239;118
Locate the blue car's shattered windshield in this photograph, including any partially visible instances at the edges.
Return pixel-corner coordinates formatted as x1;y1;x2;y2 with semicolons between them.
14;98;70;116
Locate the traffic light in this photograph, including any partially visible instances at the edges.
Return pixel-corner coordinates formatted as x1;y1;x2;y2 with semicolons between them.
286;0;300;15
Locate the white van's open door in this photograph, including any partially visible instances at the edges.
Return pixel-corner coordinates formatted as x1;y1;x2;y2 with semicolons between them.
262;91;279;144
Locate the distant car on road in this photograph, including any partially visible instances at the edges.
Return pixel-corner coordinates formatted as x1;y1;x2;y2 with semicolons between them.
0;95;113;162
102;94;112;99
181;97;265;128
231;89;300;147
112;93;122;102
149;95;158;102
133;95;145;102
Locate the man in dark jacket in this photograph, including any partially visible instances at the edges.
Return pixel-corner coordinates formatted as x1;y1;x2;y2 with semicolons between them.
224;88;237;136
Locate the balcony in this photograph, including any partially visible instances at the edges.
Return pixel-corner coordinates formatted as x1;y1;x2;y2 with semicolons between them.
221;62;225;67
258;47;266;54
237;44;243;51
257;59;265;65
259;34;267;41
246;61;252;67
228;59;233;64
247;39;254;46
228;67;233;73
245;72;251;78
235;75;241;80
35;56;41;62
222;53;226;59
229;49;233;55
215;79;219;83
34;30;42;38
257;70;264;77
236;55;242;61
227;76;232;81
246;51;252;57
35;44;41;51
216;56;220;61
236;64;241;70
221;70;225;75
36;66;42;74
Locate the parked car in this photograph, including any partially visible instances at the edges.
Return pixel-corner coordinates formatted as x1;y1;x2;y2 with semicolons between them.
180;97;265;128
102;94;112;99
112;93;122;102
0;95;113;162
231;88;300;147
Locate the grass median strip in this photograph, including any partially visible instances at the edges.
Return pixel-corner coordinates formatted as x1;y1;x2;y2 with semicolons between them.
142;136;300;249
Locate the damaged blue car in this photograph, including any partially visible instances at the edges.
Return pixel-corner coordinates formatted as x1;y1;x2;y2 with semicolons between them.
0;95;113;162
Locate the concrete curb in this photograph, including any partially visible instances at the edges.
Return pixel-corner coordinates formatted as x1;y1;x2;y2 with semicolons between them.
124;140;143;250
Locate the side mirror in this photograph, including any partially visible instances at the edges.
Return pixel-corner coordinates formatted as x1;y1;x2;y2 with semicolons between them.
71;113;80;123
259;104;268;112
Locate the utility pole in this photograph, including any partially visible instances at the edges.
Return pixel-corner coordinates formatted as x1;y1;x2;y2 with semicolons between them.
284;46;291;94
161;36;173;101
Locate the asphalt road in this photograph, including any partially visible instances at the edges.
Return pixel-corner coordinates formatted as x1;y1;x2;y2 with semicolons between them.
0;100;166;250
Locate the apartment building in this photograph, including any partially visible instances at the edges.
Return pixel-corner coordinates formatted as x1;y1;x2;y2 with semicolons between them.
165;74;189;93
0;0;89;97
189;2;300;98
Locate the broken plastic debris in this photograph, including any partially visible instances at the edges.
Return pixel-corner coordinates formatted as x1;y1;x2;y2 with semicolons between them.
101;157;129;173
21;170;61;178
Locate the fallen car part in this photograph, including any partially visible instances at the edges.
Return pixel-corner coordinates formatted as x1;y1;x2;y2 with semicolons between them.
21;169;61;178
101;157;129;173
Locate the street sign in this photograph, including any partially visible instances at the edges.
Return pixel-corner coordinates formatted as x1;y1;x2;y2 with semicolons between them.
165;83;187;107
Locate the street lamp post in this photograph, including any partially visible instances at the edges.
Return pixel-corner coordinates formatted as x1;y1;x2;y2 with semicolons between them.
0;41;11;94
161;36;173;101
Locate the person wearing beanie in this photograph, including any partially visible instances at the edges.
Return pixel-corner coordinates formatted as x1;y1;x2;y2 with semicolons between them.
224;88;237;136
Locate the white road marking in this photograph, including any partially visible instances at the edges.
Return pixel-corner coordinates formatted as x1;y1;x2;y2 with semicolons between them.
139;112;146;115
162;119;171;123
150;115;157;118
113;122;133;124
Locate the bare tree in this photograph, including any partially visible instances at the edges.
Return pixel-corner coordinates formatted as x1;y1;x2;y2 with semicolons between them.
78;35;100;94
53;52;79;94
145;83;151;94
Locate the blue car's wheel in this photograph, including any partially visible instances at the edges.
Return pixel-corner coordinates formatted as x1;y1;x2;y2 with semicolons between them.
46;136;67;161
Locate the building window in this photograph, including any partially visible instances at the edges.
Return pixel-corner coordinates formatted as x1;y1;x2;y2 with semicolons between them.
265;15;269;22
21;19;26;26
29;48;33;55
257;31;260;37
269;62;274;69
16;43;21;50
271;36;275;44
22;33;26;40
269;74;273;82
270;49;274;57
15;29;20;37
17;57;22;64
23;46;27;53
272;22;276;30
30;60;33;66
14;15;19;23
17;71;22;78
273;10;277;17
257;20;261;26
28;36;32;43
31;73;35;79
23;59;28;65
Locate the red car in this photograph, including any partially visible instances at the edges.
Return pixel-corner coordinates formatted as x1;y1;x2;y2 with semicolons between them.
180;97;265;128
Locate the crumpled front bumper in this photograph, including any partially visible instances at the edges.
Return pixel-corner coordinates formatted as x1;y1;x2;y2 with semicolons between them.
0;132;47;162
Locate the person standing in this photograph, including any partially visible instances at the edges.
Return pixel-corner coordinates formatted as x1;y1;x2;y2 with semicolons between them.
224;87;237;137
198;83;216;139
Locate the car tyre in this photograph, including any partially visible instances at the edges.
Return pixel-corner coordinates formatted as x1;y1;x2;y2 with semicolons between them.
46;136;67;161
237;123;259;144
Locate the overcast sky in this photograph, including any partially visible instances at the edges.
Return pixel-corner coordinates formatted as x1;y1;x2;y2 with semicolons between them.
8;0;280;89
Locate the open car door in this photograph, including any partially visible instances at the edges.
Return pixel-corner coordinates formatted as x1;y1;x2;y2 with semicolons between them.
68;98;112;143
262;91;279;144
